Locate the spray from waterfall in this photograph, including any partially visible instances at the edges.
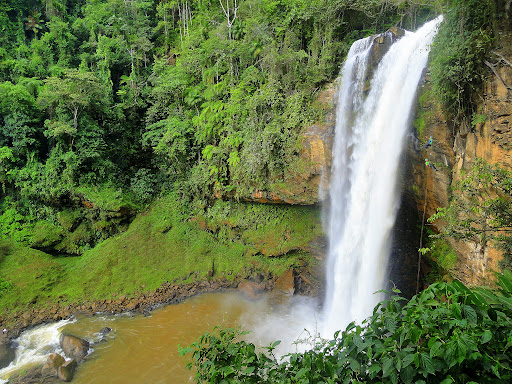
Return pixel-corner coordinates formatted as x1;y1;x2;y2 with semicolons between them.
322;16;443;337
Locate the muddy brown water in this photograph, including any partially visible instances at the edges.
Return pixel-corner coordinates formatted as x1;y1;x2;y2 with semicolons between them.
62;292;319;384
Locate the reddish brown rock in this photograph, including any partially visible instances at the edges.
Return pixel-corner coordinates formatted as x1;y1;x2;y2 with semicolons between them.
411;32;512;285
238;280;265;300
272;269;295;297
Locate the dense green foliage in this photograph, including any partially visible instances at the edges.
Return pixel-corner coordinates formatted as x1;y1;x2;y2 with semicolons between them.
183;271;512;383
0;0;438;255
430;0;509;123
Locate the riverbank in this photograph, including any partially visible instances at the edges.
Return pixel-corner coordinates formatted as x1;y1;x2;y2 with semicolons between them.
0;261;322;340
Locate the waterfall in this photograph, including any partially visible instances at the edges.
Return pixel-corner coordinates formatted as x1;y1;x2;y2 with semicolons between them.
322;16;443;337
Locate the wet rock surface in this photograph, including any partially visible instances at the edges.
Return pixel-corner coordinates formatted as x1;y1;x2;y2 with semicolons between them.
0;334;15;369
41;353;66;377
238;280;266;300
57;359;77;382
272;268;295;297
59;334;89;363
7;365;65;384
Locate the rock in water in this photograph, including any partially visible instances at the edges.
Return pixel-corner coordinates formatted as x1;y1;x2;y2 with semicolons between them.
0;334;15;369
58;359;77;382
237;280;265;300
60;334;90;363
41;353;66;377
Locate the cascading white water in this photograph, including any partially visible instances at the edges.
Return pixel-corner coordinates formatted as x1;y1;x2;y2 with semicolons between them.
322;16;443;337
0;319;73;383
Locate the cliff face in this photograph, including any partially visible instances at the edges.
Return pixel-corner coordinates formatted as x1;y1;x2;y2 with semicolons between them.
411;33;512;285
243;27;512;288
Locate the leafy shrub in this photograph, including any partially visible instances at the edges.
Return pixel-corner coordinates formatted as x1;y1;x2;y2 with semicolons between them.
130;168;157;203
0;202;34;244
430;0;497;122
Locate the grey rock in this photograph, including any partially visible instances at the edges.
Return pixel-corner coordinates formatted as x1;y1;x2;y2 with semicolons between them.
59;334;90;363
57;359;77;382
0;334;15;369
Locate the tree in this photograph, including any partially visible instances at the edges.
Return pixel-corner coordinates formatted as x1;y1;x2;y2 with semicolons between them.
23;9;45;38
219;0;238;40
0;81;41;156
37;69;103;147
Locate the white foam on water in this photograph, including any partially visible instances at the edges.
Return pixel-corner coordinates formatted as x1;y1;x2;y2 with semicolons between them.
0;319;74;382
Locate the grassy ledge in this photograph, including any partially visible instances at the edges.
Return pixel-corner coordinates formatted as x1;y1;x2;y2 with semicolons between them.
0;194;323;320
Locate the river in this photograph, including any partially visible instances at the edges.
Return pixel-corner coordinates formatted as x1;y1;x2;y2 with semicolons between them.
1;292;319;383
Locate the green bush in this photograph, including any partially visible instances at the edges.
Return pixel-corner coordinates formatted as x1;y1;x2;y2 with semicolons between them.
430;0;497;122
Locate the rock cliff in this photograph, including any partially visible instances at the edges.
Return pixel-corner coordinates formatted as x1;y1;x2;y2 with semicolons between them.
226;26;512;288
410;32;512;285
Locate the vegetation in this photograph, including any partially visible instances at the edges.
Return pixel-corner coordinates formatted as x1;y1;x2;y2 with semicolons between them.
0;194;322;313
0;0;440;257
1;0;511;382
0;0;443;315
429;159;512;270
429;0;506;124
183;271;512;383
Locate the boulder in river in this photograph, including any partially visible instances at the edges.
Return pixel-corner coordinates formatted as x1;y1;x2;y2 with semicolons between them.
7;365;61;384
59;334;90;363
95;326;113;344
57;359;77;382
41;353;65;377
238;280;265;300
273;268;295;296
0;334;15;369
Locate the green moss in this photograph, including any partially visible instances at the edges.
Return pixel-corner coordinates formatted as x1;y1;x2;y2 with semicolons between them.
57;209;81;231
205;200;323;256
31;220;65;248
411;184;420;197
430;239;458;271
0;241;76;311
422;235;458;285
76;185;140;212
413;87;437;139
0;194;322;313
414;115;426;137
